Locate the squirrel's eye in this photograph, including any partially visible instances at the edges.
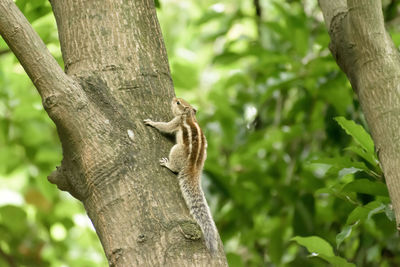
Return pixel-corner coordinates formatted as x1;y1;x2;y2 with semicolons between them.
177;101;180;105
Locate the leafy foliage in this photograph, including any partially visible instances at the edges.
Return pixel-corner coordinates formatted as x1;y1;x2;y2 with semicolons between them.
1;0;400;266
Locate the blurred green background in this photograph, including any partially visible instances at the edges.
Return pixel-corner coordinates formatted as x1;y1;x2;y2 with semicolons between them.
1;0;400;266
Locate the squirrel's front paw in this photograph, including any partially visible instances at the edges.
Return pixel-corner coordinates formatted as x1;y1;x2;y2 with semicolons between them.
143;119;154;126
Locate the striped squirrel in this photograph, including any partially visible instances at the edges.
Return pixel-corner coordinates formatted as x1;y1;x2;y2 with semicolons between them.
144;97;218;254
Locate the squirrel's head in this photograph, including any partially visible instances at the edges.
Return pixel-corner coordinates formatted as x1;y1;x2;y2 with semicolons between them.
171;97;197;117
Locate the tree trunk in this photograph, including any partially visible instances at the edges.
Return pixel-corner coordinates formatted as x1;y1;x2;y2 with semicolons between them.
0;0;228;265
319;0;400;228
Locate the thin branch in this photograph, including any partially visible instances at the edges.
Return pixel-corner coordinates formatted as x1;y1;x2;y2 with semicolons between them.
253;0;262;39
253;0;262;18
0;0;69;100
0;48;11;56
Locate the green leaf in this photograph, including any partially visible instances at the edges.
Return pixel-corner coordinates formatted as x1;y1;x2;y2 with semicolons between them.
292;236;355;267
342;179;388;196
344;146;378;167
213;52;241;65
335;117;375;155
336;224;355;249
346;201;385;225
316;182;359;205
312;156;370;176
291;236;334;257
317;254;356;267
338;201;388;249
385;205;396;221
196;9;225;25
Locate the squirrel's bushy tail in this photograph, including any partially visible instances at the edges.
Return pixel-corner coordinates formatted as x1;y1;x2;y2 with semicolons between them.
178;171;218;254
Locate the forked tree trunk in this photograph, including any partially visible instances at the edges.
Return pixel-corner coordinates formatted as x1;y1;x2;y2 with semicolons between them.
0;0;228;265
319;0;400;228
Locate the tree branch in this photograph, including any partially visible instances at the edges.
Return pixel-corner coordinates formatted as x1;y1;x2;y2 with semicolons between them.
0;0;94;198
319;0;400;227
347;0;387;49
0;0;70;100
253;0;262;38
318;0;347;29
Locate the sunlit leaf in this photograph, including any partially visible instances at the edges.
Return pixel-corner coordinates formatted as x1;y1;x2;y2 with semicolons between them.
291;236;334;257
335;117;375;155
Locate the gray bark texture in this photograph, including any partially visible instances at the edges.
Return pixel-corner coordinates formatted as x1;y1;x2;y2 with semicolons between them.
319;0;400;227
0;0;228;265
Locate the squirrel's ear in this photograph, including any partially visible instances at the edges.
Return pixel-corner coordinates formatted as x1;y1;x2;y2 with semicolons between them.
193;108;197;114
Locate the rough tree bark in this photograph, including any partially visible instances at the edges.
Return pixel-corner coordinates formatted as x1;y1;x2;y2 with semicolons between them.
319;0;400;227
0;0;228;266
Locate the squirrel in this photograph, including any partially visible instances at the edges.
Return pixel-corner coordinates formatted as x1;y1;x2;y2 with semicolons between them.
144;97;218;254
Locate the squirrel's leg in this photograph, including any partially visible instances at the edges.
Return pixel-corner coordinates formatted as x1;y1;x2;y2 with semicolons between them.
160;144;186;173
